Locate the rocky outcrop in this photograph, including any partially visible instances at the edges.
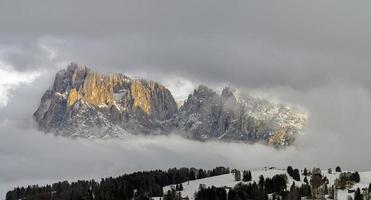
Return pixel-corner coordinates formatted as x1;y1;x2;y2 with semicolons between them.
34;63;177;137
34;63;306;145
174;86;306;146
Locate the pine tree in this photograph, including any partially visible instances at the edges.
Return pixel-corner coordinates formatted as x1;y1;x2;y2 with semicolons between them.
290;182;296;191
179;183;183;191
243;170;252;182
304;177;308;184
293;169;300;181
353;171;360;183
258;175;265;189
234;170;241;181
287;182;300;200
335;166;342;172
197;169;207;179
189;170;196;180
287;166;294;176
354;188;362;200
303;168;308;176
299;183;311;198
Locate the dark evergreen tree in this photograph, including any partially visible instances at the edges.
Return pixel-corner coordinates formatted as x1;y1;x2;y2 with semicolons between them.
179;183;183;191
227;188;238;200
303;168;308;176
264;174;287;194
285;182;300;200
337;173;347;190
242;170;252;182
287;166;300;181
234;170;241;182
303;177;308;184
258;175;265;189
210;167;230;177
189;170;196;180
197;169;207;179
163;189;181;200
335;166;342;172
299;183;311;198
195;186;227;200
354;188;362;200
287;166;294;176
351;171;360;183
311;173;323;190
292;169;300;181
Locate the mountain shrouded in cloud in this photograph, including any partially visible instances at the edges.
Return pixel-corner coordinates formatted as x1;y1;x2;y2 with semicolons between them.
34;63;306;146
2;0;371;198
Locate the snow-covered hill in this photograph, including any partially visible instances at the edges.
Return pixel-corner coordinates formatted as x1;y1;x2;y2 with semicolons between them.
157;168;371;200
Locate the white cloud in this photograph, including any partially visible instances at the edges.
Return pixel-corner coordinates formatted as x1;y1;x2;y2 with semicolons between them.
0;63;40;108
160;76;198;105
0;126;297;198
0;36;71;109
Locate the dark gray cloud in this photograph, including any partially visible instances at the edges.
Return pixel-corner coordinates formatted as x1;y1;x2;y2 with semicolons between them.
1;0;371;89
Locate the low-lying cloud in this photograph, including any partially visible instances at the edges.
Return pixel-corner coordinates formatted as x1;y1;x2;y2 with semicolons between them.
0;129;297;198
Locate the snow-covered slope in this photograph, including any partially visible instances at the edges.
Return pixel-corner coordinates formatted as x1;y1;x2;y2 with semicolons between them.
158;168;371;200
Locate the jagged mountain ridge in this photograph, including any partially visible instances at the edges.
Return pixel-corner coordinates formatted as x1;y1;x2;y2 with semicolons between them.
34;63;306;145
34;63;177;137
174;86;306;145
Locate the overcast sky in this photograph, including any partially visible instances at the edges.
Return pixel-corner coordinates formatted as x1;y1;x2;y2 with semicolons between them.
1;0;371;198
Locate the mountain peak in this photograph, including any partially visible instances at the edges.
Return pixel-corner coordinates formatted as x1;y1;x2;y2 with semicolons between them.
67;62;86;72
221;86;241;103
194;85;215;95
34;63;306;146
34;64;177;137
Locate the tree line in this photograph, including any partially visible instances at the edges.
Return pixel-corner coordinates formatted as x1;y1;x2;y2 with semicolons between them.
195;173;313;200
6;167;230;200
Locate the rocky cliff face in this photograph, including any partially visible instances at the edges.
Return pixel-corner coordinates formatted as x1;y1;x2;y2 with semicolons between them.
174;86;306;146
34;63;177;137
34;63;306;145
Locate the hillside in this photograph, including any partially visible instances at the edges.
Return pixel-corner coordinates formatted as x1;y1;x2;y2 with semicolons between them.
5;167;371;200
159;168;371;200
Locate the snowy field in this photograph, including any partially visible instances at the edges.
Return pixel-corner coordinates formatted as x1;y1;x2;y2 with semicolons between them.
154;168;371;200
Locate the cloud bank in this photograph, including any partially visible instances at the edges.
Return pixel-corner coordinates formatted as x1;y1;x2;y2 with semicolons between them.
1;0;371;90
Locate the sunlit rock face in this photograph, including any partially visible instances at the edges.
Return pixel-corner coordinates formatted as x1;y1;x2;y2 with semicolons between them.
34;63;306;145
34;63;177;137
